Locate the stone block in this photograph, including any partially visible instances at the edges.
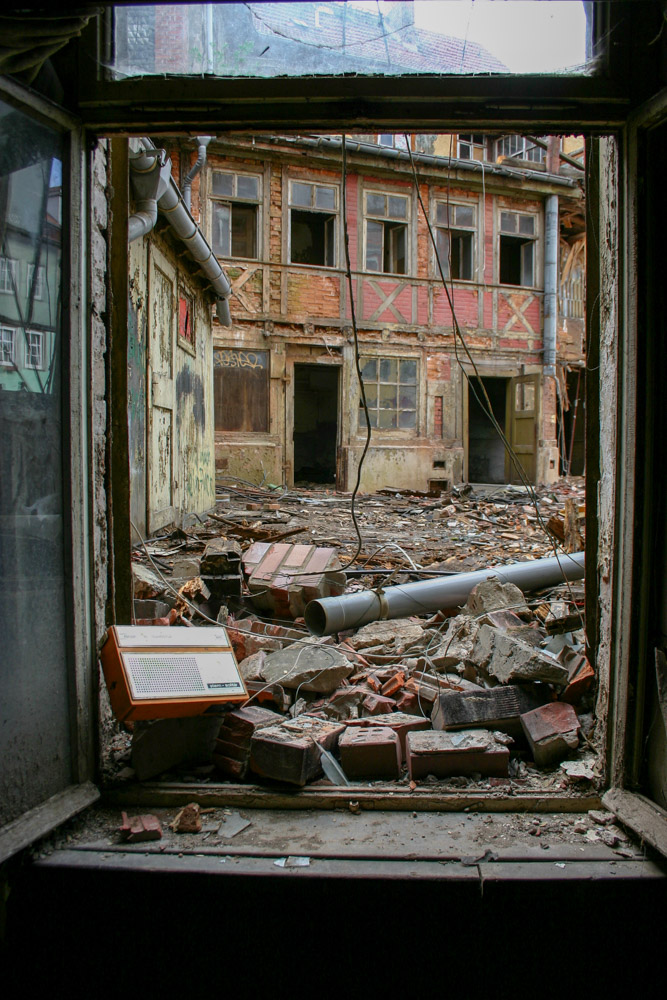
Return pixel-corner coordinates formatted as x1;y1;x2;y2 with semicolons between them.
407;730;510;779
520;701;581;766
339;726;402;779
262;639;353;693
470;624;570;685
249;716;345;786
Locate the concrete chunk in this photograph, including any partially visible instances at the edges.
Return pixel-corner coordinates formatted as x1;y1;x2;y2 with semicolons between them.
470;624;569;685
262;639;353;693
464;576;530;616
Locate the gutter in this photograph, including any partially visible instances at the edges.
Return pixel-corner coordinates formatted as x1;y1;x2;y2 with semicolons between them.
265;134;580;190
128;138;231;326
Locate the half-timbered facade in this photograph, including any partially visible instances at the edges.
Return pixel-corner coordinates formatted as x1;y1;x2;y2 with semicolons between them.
177;131;585;491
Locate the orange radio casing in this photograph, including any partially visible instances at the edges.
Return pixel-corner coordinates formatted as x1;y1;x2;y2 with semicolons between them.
100;625;248;722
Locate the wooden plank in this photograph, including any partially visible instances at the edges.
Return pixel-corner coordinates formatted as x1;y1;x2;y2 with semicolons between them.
102;782;602;814
0;782;99;865
603;788;667;858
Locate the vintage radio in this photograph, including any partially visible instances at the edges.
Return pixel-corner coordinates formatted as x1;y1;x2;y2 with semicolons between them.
100;625;247;722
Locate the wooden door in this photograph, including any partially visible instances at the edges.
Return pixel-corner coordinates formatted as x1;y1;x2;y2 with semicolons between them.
147;247;177;532
506;373;539;484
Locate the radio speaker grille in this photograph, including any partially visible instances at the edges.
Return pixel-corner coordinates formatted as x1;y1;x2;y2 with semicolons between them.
125;655;206;695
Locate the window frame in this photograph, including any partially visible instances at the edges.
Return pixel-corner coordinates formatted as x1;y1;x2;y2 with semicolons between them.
358;354;419;434
0;324;16;365
498;208;539;288
363;188;410;276
209;168;262;261
433;199;478;282
495;134;546;164
287;178;339;269
0;256;18;294
24;328;45;370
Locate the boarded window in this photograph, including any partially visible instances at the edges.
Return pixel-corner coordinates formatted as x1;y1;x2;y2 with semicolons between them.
214;348;269;433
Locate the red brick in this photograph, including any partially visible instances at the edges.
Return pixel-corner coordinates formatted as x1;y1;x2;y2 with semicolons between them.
381;671;406;698
339;726;402;779
362;693;397;715
407;730;509;779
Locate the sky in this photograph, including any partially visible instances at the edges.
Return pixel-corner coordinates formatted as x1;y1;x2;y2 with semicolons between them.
354;1;589;73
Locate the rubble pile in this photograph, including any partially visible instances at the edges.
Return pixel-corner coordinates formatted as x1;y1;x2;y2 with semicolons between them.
113;479;596;792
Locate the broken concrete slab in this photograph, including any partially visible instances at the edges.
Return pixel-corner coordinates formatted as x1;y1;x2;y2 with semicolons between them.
464;576;530;617
249;716;345;785
431;683;549;736
261;639;353;693
345;619;428;656
470;623;570;686
131;561;167;600
339;726;402;779
131;715;223;781
427;615;480;671
407;729;510;779
520;701;581;766
237;649;268;683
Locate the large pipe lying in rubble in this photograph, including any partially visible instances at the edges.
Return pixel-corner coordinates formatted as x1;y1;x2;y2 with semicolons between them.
304;551;585;637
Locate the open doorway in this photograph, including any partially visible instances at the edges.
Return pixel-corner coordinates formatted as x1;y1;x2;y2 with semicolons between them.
559;367;586;476
467;376;508;483
293;363;339;486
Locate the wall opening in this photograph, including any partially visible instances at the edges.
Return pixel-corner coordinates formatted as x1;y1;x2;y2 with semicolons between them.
293;363;339;485
467;376;508;483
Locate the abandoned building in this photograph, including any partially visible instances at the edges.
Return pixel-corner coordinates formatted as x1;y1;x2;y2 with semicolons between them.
1;1;667;990
188;129;586;490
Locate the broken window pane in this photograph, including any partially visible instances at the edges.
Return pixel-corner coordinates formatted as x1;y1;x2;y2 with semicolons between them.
111;3;593;79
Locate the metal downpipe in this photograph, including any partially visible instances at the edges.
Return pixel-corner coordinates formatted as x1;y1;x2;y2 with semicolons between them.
305;551;585;636
543;193;559;376
183;136;213;212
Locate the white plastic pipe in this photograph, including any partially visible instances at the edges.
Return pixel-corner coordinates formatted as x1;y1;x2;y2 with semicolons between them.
305;551;585;636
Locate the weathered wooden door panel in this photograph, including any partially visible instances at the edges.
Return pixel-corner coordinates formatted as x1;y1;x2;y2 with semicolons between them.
506;373;539;484
148;249;177;531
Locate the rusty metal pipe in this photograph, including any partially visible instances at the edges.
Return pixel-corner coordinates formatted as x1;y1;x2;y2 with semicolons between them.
305;551;585;636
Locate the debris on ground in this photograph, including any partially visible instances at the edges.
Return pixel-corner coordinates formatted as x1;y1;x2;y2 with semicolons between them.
106;478;598;794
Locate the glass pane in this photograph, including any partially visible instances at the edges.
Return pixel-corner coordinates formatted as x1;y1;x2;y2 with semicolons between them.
231;203;257;257
315;185;336;210
212;171;234;196
436;203;451;227
0;100;72;825
500;211;517;233
455;205;474;227
378;409;397;429
360;358;377;381
379;384;398;409
399;385;417;408
519;214;535;236
291;182;312;207
399;409;417;429
365;221;383;272
237;174;259;200
380;358;398;382
211;201;231;255
366;193;386;216
388;195;407;219
435;229;451;278
112;4;592;79
400;359;417;384
363;385;377;408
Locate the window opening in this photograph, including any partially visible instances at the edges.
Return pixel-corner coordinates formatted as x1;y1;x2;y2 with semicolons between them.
435;201;476;280
499;210;536;286
289;180;338;267
365;191;408;274
210;170;260;259
457;133;486;160
496;134;546;164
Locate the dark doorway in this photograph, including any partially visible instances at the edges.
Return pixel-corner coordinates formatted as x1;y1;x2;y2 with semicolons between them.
559;368;586;476
468;376;508;483
293;364;339;485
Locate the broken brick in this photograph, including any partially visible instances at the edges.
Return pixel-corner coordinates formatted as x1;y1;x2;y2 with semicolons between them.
348;712;431;762
381;671;406;698
559;652;595;704
520;701;581;766
118;812;162;843
339;726;402;779
431;683;549;736
249;716;345;786
242;541;346;619
212;705;282;780
171;802;202;833
407;730;510;779
362;693;397;715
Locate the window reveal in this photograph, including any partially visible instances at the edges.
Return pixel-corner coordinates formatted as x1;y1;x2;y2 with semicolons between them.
499;211;537;287
435;202;476;280
210;171;260;259
360;356;417;430
214;348;269;433
364;191;408;275
289;180;338;267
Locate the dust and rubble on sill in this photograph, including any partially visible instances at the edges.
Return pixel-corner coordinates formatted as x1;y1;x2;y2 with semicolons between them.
101;477;601;825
